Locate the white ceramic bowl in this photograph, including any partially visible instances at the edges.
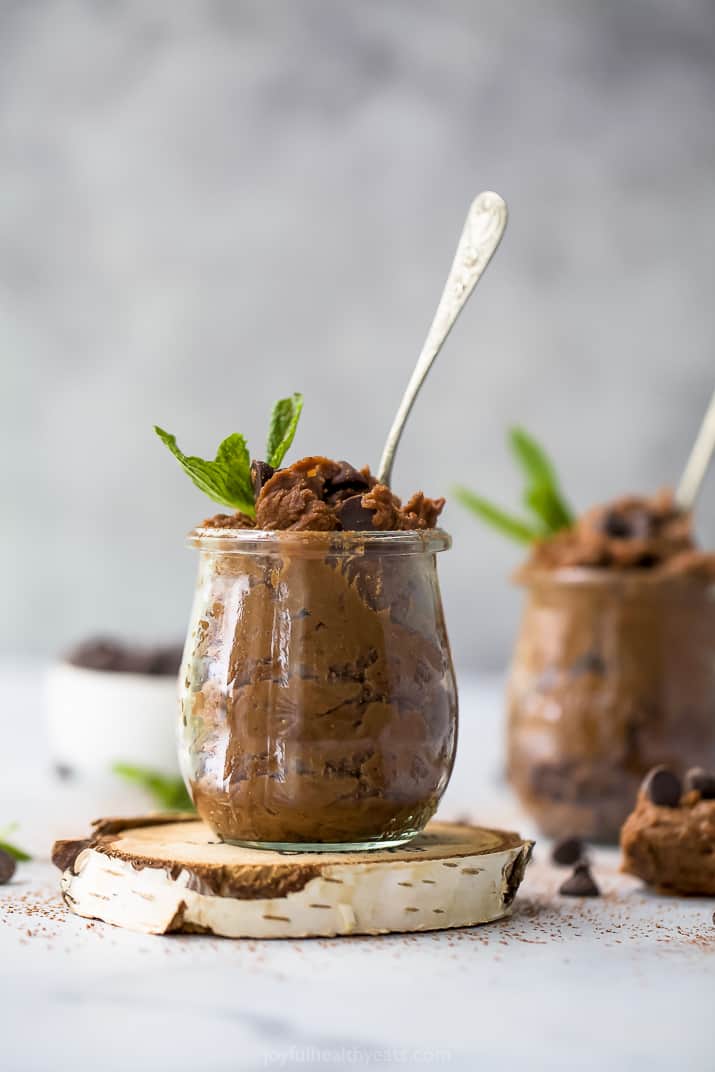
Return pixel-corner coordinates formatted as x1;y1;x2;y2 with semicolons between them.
45;661;180;779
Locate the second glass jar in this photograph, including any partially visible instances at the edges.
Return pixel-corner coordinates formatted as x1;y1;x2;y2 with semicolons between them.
507;568;715;842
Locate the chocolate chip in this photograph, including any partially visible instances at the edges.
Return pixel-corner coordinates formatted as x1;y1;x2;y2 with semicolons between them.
642;766;682;807
601;512;630;538
601;507;651;541
250;459;275;498
0;849;16;885
325;462;371;505
559;862;600;897
328;461;370;492
683;767;715;799
551;837;585;866
335;494;376;531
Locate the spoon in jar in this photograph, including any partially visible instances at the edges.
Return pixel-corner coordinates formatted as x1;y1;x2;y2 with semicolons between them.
675;386;715;511
377;191;508;486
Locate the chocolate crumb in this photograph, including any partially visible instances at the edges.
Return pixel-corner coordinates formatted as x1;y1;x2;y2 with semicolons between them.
551;837;585;867
0;849;16;885
559;861;600;897
642;766;682;808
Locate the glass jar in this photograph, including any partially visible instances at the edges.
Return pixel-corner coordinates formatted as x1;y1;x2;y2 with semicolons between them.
178;528;457;851
507;569;715;842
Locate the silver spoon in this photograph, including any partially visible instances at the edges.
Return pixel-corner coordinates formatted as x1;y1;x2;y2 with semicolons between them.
675;386;715;511
377;191;508;486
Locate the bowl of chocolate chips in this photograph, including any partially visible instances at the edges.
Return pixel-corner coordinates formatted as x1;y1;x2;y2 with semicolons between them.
46;636;183;780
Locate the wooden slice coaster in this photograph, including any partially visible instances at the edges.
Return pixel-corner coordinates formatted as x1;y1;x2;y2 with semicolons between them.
53;815;534;938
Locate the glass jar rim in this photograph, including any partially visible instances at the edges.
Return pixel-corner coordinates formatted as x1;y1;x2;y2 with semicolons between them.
187;526;451;557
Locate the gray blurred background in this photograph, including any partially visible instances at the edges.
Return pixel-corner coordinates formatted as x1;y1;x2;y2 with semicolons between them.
3;0;715;668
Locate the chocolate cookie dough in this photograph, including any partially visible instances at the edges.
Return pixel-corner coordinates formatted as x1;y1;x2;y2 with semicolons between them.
507;489;715;842
621;767;715;895
201;455;445;534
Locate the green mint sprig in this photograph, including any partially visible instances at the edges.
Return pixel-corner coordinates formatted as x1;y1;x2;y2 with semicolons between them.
0;824;32;862
266;393;303;469
154;428;255;516
455;426;574;545
112;763;195;811
509;427;573;532
155;393;303;514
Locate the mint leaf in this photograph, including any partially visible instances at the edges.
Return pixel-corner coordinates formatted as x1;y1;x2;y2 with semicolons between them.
266;393;303;468
0;840;31;862
508;426;560;489
112;763;195;811
154;427;255;516
453;487;541;544
525;484;572;533
0;825;31;861
508;427;573;531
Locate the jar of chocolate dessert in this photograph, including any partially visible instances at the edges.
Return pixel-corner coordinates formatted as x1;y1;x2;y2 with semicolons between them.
507;568;715;842
178;527;458;850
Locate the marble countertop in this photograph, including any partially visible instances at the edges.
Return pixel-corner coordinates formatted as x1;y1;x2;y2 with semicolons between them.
0;664;712;1071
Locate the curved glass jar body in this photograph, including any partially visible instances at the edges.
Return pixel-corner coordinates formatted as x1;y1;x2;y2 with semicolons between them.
507;569;715;842
179;528;458;851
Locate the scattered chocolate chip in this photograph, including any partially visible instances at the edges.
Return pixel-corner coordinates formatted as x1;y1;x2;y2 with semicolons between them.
642;766;682;807
335;494;376;531
250;459;275;498
551;836;585;866
0;849;16;885
559;861;600;897
683;767;715;799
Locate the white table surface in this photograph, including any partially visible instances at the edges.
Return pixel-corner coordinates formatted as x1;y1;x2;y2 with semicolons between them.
1;662;712;1072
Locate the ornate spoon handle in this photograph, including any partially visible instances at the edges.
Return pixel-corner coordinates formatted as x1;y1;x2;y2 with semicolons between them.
377;191;508;486
675;386;715;511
